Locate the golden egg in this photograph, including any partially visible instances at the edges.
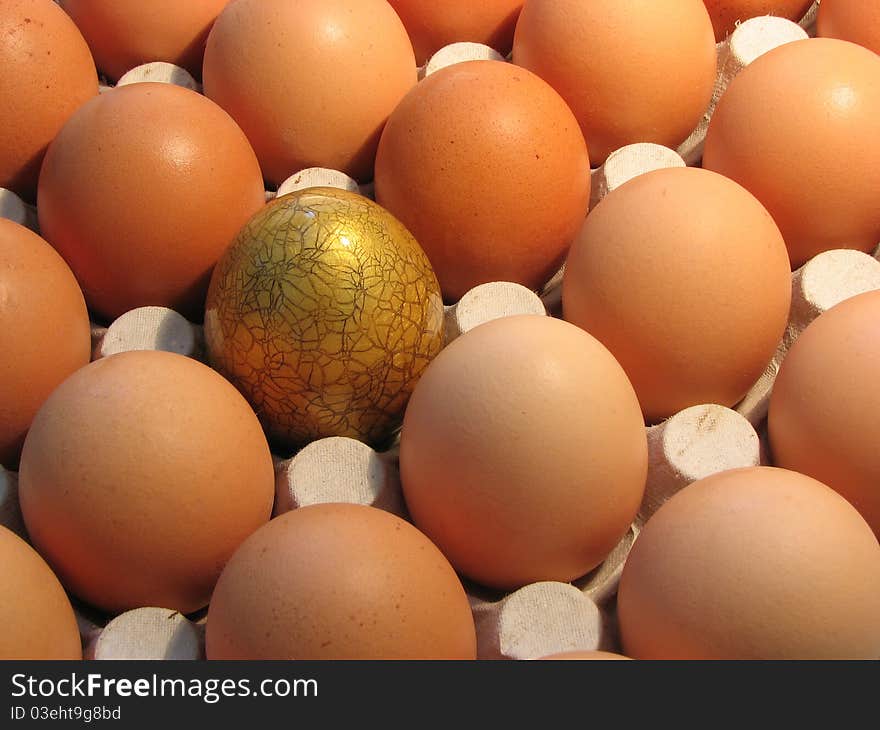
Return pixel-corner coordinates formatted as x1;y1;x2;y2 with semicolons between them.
204;187;444;451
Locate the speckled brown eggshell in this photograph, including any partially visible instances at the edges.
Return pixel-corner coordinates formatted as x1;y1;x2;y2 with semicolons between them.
0;526;81;659
37;82;265;322
206;504;477;660
203;0;417;184
387;0;523;65
769;290;880;538
703;38;880;268
374;59;590;302
399;315;647;590
702;1;814;40
0;218;91;468
60;0;228;81
562;166;791;424
618;467;880;659
512;0;717;165
18;350;275;614
0;0;97;201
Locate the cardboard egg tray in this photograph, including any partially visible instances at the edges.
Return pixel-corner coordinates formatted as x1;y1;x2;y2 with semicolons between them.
5;1;877;660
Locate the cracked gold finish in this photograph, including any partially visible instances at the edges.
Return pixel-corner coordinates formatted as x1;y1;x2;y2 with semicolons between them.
204;187;444;452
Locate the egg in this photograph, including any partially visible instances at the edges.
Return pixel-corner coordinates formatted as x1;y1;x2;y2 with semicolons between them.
563;167;790;423
204;187;444;452
206;503;477;659
399;315;647;590
60;0;228;81
37;82;265;322
703;38;880;268
512;0;717;165
0;218;91;468
203;0;416;185
769;291;880;537
702;1;814;41
374;60;590;302
539;651;631;660
0;0;97;201
818;0;880;55
18;350;275;614
0;526;81;659
387;0;523;65
618;467;880;659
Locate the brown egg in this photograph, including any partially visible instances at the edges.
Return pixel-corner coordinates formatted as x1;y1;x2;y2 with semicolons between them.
0;219;90;468
387;0;523;65
0;526;81;659
539;651;631;660
618;467;880;659
37;82;265;322
18;350;275;614
703;38;880;268
0;0;97;201
818;0;880;55
203;0;416;185
399;315;647;590
703;1;814;41
60;0;228;81
206;504;477;659
512;0;716;165
374;60;590;302
769;291;880;537
562;167;791;424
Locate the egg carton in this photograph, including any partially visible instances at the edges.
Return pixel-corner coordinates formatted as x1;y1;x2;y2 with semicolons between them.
3;330;767;661
0;187;38;232
3;392;764;661
77;606;205;661
24;220;876;660
8;1;877;660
